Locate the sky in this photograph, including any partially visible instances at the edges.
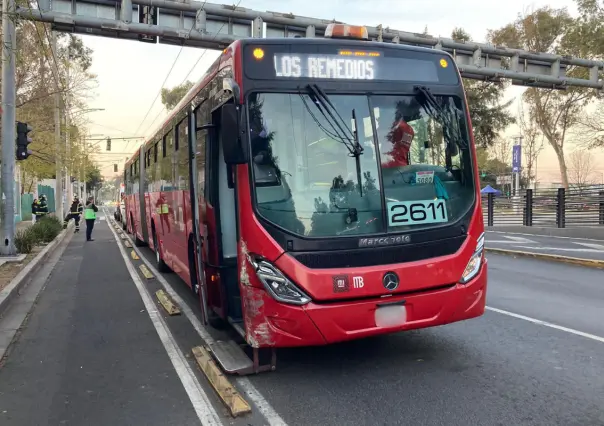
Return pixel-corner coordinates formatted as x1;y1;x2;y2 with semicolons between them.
76;0;603;183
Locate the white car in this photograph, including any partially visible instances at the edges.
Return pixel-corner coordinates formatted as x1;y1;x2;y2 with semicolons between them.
119;201;126;229
114;200;127;230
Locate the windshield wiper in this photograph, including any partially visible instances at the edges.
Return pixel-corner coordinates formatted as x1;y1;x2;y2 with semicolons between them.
300;84;365;195
304;84;364;157
414;85;468;150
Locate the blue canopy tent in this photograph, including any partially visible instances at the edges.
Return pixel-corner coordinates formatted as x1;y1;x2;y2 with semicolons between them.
480;185;502;196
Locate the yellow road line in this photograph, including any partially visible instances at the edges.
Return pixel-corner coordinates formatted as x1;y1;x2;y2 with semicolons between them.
156;289;181;315
139;264;154;279
191;346;252;417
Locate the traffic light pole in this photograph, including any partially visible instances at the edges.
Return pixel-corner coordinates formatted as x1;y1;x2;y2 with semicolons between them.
1;0;18;255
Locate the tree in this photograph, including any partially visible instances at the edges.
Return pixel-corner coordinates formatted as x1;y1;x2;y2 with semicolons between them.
517;100;544;188
450;28;516;148
567;149;597;189
488;7;596;189
5;19;97;187
576;102;604;148
161;81;195;111
86;165;103;191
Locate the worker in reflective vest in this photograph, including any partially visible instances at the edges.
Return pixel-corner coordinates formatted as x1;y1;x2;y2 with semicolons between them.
84;196;99;242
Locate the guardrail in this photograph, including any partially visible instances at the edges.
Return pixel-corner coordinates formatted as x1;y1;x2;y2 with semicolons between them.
483;185;604;228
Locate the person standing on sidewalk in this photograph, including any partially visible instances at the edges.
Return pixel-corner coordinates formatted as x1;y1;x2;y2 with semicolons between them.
31;198;39;224
84;197;99;242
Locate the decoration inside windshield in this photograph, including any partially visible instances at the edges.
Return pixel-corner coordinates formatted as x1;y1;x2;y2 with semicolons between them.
387;199;448;227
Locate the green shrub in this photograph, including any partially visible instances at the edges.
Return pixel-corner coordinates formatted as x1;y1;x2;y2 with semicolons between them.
31;216;63;243
15;228;36;254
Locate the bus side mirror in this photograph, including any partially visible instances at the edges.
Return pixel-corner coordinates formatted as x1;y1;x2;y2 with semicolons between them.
221;103;248;165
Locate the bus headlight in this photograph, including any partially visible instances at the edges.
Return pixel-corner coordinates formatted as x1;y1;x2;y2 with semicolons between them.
250;258;311;305
459;232;485;284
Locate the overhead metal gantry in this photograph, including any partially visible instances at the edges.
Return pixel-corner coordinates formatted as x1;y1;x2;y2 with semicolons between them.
16;0;604;90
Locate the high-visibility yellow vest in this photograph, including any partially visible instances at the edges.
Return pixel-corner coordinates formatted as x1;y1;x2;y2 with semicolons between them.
84;207;96;220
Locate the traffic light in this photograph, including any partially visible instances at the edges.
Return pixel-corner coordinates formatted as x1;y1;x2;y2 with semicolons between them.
16;121;33;160
106;137;111;151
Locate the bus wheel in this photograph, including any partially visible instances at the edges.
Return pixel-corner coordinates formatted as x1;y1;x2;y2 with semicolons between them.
153;231;169;272
131;217;144;247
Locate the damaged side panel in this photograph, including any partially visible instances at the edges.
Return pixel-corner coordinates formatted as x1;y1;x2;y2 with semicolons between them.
238;239;276;348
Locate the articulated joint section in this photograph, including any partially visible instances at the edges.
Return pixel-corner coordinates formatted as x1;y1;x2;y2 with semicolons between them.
247;255;311;305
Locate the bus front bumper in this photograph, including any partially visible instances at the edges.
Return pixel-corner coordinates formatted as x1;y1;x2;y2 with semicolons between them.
242;260;487;348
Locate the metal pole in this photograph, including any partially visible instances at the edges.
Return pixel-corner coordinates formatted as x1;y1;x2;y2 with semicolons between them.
83;132;88;198
65;48;72;205
1;0;17;255
51;32;63;221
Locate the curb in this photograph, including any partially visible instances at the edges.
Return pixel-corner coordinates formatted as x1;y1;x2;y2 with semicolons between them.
0;221;75;317
485;247;604;269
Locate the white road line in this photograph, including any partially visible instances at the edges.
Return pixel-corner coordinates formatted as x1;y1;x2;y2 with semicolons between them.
502;235;537;243
511;245;604;253
488;230;604;242
572;242;604;250
106;214;288;426
486;240;536;244
486;306;604;344
105;214;224;426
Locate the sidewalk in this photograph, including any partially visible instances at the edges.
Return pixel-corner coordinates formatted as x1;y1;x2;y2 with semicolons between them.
0;213;201;425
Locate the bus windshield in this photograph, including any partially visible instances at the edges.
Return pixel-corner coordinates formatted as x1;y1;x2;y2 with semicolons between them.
248;91;475;238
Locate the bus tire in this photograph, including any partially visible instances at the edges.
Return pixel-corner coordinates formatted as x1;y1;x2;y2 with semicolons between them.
131;215;145;247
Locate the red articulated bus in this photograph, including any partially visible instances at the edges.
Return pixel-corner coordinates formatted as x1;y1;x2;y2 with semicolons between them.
123;23;487;375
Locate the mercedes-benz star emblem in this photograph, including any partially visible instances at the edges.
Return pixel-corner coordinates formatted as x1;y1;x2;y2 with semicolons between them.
382;272;399;291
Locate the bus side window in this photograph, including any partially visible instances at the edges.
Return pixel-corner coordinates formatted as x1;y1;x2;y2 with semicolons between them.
195;101;210;199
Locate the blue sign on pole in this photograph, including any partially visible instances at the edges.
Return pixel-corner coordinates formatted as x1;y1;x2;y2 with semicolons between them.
512;145;522;173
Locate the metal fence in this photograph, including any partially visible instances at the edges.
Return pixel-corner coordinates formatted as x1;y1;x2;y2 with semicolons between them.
483;185;604;228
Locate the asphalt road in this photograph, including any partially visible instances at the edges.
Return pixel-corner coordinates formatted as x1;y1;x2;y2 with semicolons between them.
486;231;604;261
1;210;603;426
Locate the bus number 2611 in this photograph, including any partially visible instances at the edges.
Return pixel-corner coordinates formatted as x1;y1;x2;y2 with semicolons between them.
387;199;448;226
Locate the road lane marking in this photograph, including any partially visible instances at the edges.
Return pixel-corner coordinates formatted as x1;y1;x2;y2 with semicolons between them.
486;240;540;244
106;215;224;426
502;235;537;243
156;289;181;316
488;230;604;242
486;306;604;344
192;346;252;417
512;245;604;253
572;242;604;250
105;214;288;426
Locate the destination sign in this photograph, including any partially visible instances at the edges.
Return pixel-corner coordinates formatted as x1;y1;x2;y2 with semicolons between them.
274;54;376;80
244;44;460;85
